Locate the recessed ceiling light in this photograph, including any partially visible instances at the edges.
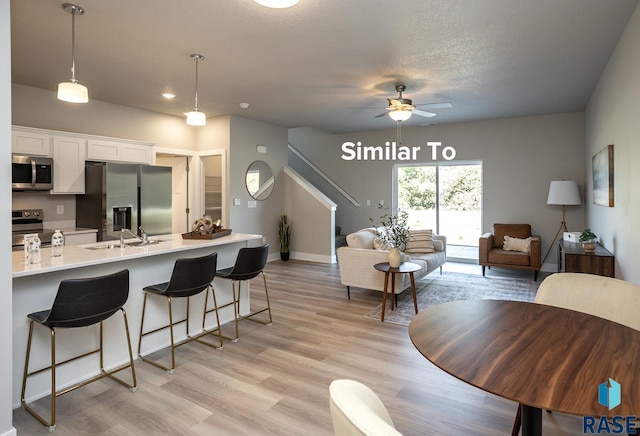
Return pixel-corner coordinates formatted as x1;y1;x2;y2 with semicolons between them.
162;92;176;99
239;102;250;109
253;0;299;8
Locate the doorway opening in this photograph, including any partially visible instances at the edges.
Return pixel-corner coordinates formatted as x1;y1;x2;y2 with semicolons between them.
394;162;482;262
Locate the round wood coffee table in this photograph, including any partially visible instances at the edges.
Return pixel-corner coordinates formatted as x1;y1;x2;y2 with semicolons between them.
373;262;421;322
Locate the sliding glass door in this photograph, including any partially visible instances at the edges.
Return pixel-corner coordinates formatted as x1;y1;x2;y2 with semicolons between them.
395;162;482;259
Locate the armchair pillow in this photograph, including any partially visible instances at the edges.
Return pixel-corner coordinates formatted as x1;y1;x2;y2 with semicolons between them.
503;236;532;253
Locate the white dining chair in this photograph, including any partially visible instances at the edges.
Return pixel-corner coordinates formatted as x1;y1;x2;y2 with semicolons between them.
329;379;403;436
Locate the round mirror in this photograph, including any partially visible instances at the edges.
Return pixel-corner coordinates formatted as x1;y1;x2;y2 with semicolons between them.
245;160;274;200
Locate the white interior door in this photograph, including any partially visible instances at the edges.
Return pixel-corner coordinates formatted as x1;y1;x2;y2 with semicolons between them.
155;155;190;234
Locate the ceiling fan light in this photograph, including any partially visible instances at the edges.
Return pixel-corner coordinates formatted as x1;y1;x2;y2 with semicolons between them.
253;0;299;8
389;109;412;122
57;81;88;103
186;110;206;126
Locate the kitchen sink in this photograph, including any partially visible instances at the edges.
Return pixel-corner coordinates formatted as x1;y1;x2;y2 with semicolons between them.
124;239;162;247
83;238;170;250
83;243;122;250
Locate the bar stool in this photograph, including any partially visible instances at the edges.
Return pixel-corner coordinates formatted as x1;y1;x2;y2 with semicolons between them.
137;252;222;373
214;244;272;342
21;269;137;431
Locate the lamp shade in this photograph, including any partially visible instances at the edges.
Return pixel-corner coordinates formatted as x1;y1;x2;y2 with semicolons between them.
388;109;412;122
186;110;206;126
254;0;299;7
547;180;581;205
57;81;88;103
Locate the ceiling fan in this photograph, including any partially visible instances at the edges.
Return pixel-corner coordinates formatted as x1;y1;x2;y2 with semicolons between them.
374;85;452;122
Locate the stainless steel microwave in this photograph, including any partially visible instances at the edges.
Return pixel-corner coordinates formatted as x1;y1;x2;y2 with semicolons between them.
12;155;54;191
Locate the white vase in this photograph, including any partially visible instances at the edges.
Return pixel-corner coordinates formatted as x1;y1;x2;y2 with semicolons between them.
388;247;402;268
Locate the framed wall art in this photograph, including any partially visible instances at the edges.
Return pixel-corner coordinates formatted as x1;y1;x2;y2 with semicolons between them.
592;144;614;207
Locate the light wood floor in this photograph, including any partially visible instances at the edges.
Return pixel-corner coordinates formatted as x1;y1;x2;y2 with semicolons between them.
13;260;583;435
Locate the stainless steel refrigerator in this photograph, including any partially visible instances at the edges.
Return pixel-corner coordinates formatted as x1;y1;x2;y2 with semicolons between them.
77;162;172;241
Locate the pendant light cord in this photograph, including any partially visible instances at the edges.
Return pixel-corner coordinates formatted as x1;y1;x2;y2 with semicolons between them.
193;55;200;111
70;11;77;83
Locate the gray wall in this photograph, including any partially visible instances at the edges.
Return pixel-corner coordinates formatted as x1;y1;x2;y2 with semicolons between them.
586;3;640;282
228;116;287;255
197;115;288;256
12;84;195;150
289;112;586;267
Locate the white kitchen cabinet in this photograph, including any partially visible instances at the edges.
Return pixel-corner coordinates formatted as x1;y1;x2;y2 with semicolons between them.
12;128;52;156
51;135;87;194
87;139;153;164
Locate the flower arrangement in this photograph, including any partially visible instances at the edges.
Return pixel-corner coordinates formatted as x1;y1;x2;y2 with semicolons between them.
370;210;410;250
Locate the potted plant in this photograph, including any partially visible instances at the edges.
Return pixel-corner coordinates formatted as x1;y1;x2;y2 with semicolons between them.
579;228;597;252
370;210;410;267
278;214;291;261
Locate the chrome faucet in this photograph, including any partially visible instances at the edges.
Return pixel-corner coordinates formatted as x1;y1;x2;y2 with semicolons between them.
139;226;149;244
121;228;144;242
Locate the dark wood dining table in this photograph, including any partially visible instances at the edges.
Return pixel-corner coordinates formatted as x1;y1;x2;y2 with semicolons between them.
408;299;640;436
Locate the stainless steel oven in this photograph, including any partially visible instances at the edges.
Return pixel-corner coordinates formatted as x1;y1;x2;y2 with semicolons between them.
12;155;54;191
12;209;54;251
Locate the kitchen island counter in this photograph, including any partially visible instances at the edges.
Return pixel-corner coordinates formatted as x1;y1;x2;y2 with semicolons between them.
13;232;262;277
12;232;263;408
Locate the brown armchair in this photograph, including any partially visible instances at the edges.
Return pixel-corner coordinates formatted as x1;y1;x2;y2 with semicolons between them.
479;224;541;281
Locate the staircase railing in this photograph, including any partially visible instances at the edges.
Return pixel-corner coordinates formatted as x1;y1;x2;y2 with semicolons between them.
288;143;359;207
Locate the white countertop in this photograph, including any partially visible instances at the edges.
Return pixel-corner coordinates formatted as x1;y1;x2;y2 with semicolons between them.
13;232;263;278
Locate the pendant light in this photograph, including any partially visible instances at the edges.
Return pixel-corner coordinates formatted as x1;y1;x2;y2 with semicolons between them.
186;54;206;126
57;3;88;103
253;0;300;8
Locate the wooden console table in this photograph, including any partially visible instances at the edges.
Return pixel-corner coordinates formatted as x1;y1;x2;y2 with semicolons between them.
557;239;614;277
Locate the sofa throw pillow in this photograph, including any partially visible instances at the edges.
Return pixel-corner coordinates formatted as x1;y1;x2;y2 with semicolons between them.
373;237;394;251
346;228;378;249
405;229;435;253
503;235;532;253
432;239;444;252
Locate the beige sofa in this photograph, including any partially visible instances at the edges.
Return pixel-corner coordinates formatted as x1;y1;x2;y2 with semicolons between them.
336;227;446;298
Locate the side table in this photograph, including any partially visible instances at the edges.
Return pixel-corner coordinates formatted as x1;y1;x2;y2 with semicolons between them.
373;262;421;322
557;239;614;277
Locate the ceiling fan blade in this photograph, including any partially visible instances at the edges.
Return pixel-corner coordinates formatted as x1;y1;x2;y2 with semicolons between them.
415;102;453;109
412;109;437;118
374;112;389;118
348;106;386;110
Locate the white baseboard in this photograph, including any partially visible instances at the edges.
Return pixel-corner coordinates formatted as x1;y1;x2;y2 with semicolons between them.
267;251;336;264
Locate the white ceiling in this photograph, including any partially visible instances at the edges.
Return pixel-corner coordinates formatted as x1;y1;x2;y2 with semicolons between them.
10;0;639;134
